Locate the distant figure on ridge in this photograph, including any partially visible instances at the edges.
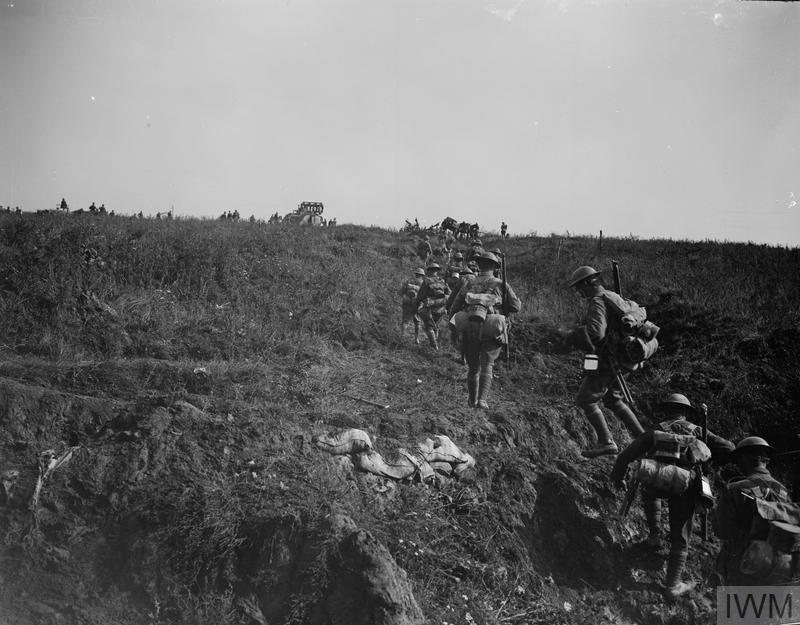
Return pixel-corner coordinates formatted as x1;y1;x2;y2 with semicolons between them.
500;221;508;238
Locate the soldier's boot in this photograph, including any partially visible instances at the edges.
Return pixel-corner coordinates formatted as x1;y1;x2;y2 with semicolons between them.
663;550;694;599
581;406;619;458
476;373;492;410
611;402;645;437
643;498;663;547
467;375;479;408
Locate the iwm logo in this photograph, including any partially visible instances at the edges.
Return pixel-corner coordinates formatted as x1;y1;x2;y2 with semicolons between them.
718;587;800;625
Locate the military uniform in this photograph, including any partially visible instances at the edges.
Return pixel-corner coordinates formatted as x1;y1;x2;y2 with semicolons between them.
569;284;644;456
714;466;793;584
414;268;450;350
400;270;425;343
611;414;733;597
449;254;521;408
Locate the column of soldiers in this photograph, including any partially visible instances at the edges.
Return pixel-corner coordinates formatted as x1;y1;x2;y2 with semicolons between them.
398;247;798;599
567;266;798;597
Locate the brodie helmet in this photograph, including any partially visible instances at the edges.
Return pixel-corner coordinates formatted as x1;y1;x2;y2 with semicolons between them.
473;250;501;268
460;267;474;275
734;436;773;455
660;393;693;410
568;265;601;288
426;262;441;272
414;268;425;276
453;252;464;260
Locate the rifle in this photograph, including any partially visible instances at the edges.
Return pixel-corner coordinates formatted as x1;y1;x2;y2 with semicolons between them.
700;402;709;540
611;260;622;297
620;471;640;517
501;252;510;362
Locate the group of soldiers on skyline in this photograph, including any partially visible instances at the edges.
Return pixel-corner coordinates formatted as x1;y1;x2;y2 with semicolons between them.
397;235;799;600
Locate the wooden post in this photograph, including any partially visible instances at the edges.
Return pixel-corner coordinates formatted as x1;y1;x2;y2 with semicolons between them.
598;230;603;251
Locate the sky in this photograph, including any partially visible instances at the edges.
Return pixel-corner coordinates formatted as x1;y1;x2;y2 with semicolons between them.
0;0;798;244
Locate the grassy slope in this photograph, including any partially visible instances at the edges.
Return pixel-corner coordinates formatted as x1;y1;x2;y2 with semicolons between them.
0;213;798;625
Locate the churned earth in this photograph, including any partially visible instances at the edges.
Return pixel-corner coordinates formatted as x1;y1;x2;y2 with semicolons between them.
0;214;798;625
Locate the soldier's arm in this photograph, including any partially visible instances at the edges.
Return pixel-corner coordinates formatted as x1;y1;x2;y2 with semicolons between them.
609;431;654;484
584;296;608;346
706;431;735;464
414;282;429;308
502;283;522;315
450;284;467;315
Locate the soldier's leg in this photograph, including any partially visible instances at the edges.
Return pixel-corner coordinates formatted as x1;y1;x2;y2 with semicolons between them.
576;373;618;458
464;332;481;408
664;493;695;598
604;378;645;437
641;488;663;546
476;341;503;409
413;314;421;344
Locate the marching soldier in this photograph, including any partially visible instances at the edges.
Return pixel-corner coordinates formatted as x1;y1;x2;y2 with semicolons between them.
399;268;425;343
417;235;433;263
610;393;733;599
714;436;797;585
567;266;644;458
449;250;521;409
414;263;450;350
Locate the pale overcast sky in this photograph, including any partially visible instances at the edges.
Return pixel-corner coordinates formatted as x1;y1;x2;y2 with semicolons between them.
0;0;798;244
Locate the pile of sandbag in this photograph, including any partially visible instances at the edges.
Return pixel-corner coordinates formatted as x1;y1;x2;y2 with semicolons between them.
312;428;475;482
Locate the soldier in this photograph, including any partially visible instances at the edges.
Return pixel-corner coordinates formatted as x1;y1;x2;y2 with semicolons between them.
445;252;465;292
399;268;426;343
464;239;484;264
417;235;433;263
714;436;797;585
567;266;645;458
500;221;508;239
414;263;450;350
449;250;521;409
610;393;734;599
489;248;503;278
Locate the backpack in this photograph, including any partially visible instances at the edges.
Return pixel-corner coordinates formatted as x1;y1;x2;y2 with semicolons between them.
601;291;660;368
635;428;711;496
464;292;500;322
403;282;420;303
735;488;800;582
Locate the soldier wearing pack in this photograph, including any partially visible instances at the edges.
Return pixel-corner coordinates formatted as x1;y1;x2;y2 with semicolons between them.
610;394;734;599
714;437;798;585
449;250;521;409
567;266;652;458
399;268;425;343
445;252;465;292
414;263;451;350
417;235;433;262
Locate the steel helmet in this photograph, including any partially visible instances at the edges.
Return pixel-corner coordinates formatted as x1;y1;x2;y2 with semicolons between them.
453;252;463;259
660;393;692;410
471;239;483;246
734;436;773;455
414;267;425;276
461;267;473;275
489;248;502;255
473;250;500;267
568;266;601;288
426;262;441;271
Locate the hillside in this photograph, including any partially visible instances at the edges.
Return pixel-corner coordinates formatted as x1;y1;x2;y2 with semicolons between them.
0;212;798;625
